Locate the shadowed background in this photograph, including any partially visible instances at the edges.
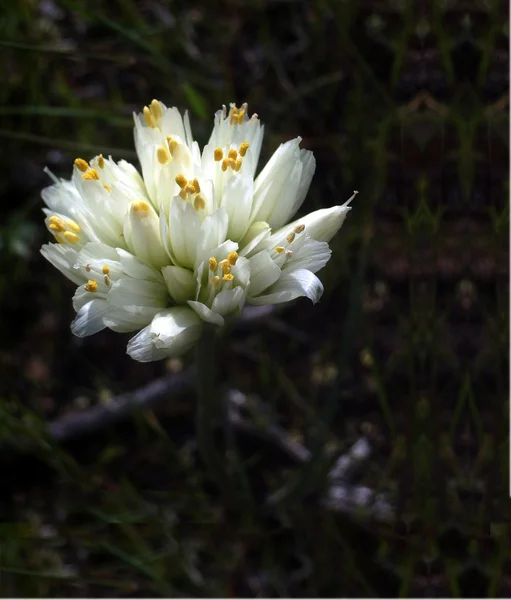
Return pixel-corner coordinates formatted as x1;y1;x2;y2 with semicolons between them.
0;0;509;596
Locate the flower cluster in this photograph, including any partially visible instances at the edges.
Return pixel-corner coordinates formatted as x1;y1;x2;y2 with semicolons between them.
41;100;354;362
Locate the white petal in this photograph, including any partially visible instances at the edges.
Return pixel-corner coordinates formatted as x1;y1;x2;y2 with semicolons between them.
247;250;281;296
41;243;83;285
220;174;253;240
196;208;228;268
126;307;203;362
103;307;160;333
248;268;323;306
238;221;271;257
71;298;109;337
284;200;354;244
187;300;225;326
211;286;246;316
283;237;332;274
168;196;201;269
123;201;169;269
162;265;196;304
116;248;164;283
107;278;168;311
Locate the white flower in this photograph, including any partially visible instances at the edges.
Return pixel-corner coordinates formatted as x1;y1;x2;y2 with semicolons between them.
40;100;355;362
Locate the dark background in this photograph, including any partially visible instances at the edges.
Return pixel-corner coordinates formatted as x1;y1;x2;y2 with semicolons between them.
0;0;509;596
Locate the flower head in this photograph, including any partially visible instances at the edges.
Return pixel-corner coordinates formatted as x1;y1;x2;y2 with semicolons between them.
41;101;355;362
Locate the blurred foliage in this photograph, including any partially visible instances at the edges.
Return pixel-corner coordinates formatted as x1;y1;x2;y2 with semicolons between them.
0;0;509;596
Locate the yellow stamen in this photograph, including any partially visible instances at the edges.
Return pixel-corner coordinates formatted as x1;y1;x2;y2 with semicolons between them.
132;201;150;214
237;109;246;123
227;158;236;169
214;147;223;161
82;168;99;181
97;154;105;169
63;231;80;244
183;183;196;195
239;142;250;157
234;158;242;172
167;136;178;154
66;220;81;233
175;174;187;188
286;232;296;243
104;185;112;192
191;178;201;194
49;216;66;232
193;195;206;211
294;224;305;233
275;246;285;253
85;264;91;272
221;158;229;172
150;99;162;120
227;251;238;265
209;257;218;271
211;275;221;288
143;106;154;127
157;146;169;165
84;279;98;293
102;265;110;275
228;148;238;160
74;158;89;172
222;273;234;282
218;259;231;274
104;275;111;286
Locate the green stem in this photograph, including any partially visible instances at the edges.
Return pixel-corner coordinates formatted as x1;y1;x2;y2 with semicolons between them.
195;324;229;491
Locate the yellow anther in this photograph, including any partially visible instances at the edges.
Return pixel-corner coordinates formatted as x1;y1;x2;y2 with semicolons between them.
85;264;91;272
84;279;98;293
218;259;231;274
102;265;110;275
132;201;150;214
275;246;285;253
63;231;80;244
157;146;169;165
97;154;105;169
294;224;305;233
175;174;188;188
214;147;224;161
104;275;111;286
150;99;162;120
104;185;112;192
286;232;296;243
234;158;242;172
228;148;238;160
66;220;81;233
237;109;246;123
191;178;200;194
221;158;229;172
143;105;154;127
239;142;250;157
193;195;206;211
222;273;234;282
211;275;221;287
82;168;99;181
209;257;218;271
74;158;89;172
228;158;236;169
49;216;66;232
227;251;238;265
167;136;178;154
183;183;195;195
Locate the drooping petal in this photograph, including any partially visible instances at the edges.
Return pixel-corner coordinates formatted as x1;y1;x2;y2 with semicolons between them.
283;198;355;243
187;300;224;326
126;307;203;362
248;268;323;306
70;298;110;337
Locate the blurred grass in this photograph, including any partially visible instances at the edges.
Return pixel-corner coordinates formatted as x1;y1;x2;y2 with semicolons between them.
0;0;509;596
